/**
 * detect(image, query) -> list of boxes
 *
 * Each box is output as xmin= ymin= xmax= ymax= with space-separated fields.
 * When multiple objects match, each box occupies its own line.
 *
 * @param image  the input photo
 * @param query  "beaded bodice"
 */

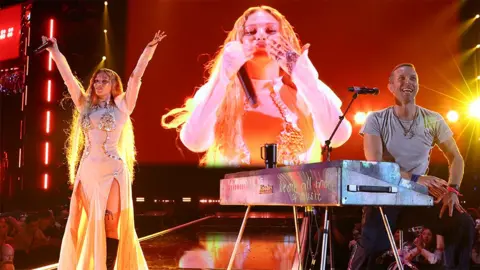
xmin=239 ymin=77 xmax=307 ymax=166
xmin=81 ymin=100 xmax=125 ymax=161
xmin=268 ymin=90 xmax=306 ymax=165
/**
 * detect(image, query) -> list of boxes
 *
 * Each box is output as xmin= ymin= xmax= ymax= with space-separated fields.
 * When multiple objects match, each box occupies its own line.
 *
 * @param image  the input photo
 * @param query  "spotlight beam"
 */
xmin=420 ymin=85 xmax=470 ymax=104
xmin=445 ymin=44 xmax=475 ymax=98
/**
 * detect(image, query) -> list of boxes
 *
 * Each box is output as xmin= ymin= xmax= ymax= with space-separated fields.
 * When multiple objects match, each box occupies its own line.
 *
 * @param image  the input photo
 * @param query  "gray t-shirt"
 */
xmin=359 ymin=106 xmax=453 ymax=175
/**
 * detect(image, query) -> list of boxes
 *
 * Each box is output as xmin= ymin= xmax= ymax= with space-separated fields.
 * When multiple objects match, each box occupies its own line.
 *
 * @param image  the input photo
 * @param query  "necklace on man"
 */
xmin=393 ymin=106 xmax=418 ymax=138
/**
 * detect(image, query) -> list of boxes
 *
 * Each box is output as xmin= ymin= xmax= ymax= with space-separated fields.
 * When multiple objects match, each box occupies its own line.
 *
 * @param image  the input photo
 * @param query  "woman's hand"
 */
xmin=147 ymin=30 xmax=167 ymax=47
xmin=413 ymin=237 xmax=424 ymax=251
xmin=222 ymin=41 xmax=253 ymax=79
xmin=41 ymin=36 xmax=59 ymax=53
xmin=267 ymin=35 xmax=310 ymax=75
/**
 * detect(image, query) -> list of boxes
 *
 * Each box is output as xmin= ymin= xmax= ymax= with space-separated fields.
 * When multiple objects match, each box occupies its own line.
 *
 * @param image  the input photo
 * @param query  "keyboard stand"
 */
xmin=226 ymin=205 xmax=304 ymax=270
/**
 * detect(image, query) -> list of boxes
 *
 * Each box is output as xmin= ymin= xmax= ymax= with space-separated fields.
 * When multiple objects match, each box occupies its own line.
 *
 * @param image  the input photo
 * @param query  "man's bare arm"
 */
xmin=438 ymin=137 xmax=464 ymax=187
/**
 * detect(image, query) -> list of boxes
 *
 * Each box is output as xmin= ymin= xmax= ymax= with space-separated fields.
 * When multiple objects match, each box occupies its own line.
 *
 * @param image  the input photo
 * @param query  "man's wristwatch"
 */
xmin=448 ymin=184 xmax=460 ymax=190
xmin=447 ymin=184 xmax=462 ymax=196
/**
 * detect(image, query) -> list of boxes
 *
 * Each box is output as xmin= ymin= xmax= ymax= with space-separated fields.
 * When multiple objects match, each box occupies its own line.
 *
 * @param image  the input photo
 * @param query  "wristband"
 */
xmin=411 ymin=174 xmax=420 ymax=183
xmin=447 ymin=186 xmax=462 ymax=196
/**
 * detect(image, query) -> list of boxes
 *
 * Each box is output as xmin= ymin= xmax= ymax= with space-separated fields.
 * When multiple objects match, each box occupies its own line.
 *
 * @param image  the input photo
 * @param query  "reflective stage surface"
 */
xmin=141 ymin=212 xmax=301 ymax=269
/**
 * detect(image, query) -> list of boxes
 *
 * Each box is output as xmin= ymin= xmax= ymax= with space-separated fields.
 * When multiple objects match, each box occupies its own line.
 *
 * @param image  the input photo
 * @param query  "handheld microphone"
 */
xmin=237 ymin=65 xmax=258 ymax=107
xmin=33 ymin=40 xmax=53 ymax=54
xmin=348 ymin=86 xmax=379 ymax=95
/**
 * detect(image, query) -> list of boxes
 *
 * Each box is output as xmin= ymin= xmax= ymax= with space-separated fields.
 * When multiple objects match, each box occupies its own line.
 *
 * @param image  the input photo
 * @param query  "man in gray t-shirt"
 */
xmin=360 ymin=105 xmax=453 ymax=177
xmin=348 ymin=63 xmax=474 ymax=270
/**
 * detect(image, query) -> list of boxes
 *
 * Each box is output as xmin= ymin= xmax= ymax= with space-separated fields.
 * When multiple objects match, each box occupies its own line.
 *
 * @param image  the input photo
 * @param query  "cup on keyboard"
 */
xmin=260 ymin=143 xmax=277 ymax=168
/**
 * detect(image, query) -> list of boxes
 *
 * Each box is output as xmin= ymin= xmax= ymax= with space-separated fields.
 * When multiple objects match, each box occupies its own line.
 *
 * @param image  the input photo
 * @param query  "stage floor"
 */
xmin=140 ymin=212 xmax=302 ymax=269
xmin=33 ymin=212 xmax=304 ymax=270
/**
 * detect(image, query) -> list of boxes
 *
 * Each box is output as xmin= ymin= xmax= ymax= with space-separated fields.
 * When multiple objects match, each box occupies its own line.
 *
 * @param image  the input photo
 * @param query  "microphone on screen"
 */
xmin=348 ymin=86 xmax=379 ymax=95
xmin=237 ymin=65 xmax=258 ymax=107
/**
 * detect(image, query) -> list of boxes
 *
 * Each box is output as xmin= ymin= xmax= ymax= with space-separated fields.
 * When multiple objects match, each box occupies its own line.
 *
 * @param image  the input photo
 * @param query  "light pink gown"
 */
xmin=58 ymin=47 xmax=154 ymax=269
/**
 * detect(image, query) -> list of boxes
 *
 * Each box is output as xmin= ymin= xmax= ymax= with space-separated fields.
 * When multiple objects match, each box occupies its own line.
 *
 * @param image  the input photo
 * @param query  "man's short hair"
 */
xmin=389 ymin=63 xmax=416 ymax=83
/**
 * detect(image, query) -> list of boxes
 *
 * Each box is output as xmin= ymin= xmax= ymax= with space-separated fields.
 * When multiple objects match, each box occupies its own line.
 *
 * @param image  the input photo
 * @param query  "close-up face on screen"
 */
xmin=125 ymin=1 xmax=465 ymax=167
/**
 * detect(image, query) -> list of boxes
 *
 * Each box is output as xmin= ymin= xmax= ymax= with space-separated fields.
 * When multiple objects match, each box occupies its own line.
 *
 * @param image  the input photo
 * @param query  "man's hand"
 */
xmin=437 ymin=191 xmax=466 ymax=218
xmin=417 ymin=175 xmax=447 ymax=199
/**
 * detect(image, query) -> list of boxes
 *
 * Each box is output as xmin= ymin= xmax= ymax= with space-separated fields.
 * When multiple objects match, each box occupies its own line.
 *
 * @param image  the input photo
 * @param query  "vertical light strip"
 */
xmin=49 ymin=19 xmax=54 ymax=38
xmin=48 ymin=19 xmax=54 ymax=71
xmin=43 ymin=173 xmax=49 ymax=190
xmin=47 ymin=80 xmax=51 ymax=102
xmin=19 ymin=120 xmax=23 ymax=139
xmin=21 ymin=91 xmax=25 ymax=111
xmin=45 ymin=142 xmax=49 ymax=165
xmin=26 ymin=55 xmax=29 ymax=75
xmin=18 ymin=148 xmax=22 ymax=168
xmin=44 ymin=18 xmax=55 ymax=190
xmin=24 ymin=85 xmax=28 ymax=106
xmin=46 ymin=111 xmax=50 ymax=133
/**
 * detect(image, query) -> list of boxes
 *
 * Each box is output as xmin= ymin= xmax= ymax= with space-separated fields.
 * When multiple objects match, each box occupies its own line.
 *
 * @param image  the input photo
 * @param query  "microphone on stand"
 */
xmin=33 ymin=40 xmax=53 ymax=54
xmin=237 ymin=65 xmax=258 ymax=107
xmin=348 ymin=86 xmax=380 ymax=95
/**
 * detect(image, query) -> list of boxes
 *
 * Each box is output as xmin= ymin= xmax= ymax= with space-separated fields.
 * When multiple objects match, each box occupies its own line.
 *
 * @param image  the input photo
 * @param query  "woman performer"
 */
xmin=45 ymin=30 xmax=166 ymax=269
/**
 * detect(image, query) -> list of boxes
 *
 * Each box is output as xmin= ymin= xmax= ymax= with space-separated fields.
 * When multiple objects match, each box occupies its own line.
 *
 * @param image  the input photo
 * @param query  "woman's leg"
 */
xmin=105 ymin=179 xmax=121 ymax=269
xmin=105 ymin=179 xmax=120 ymax=239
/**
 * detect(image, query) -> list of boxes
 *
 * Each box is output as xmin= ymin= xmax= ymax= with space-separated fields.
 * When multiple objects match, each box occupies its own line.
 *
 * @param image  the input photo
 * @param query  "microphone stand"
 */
xmin=322 ymin=92 xmax=358 ymax=162
xmin=318 ymin=92 xmax=358 ymax=270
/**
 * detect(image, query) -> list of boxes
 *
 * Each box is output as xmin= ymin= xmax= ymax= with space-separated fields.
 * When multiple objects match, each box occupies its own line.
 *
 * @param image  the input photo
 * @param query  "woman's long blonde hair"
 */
xmin=66 ymin=68 xmax=136 ymax=184
xmin=161 ymin=6 xmax=301 ymax=165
